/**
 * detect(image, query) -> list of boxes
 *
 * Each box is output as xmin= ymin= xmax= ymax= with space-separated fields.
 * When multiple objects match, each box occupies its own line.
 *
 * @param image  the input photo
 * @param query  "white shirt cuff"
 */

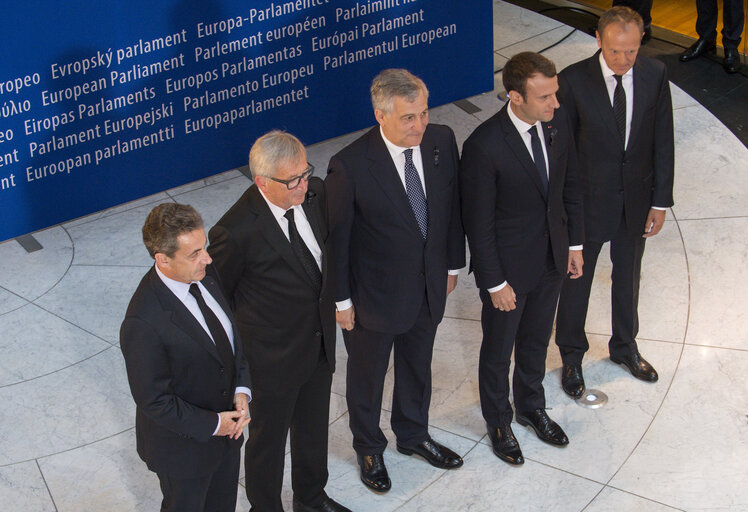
xmin=569 ymin=245 xmax=583 ymax=251
xmin=487 ymin=281 xmax=508 ymax=293
xmin=651 ymin=206 xmax=667 ymax=211
xmin=448 ymin=269 xmax=461 ymax=275
xmin=336 ymin=299 xmax=353 ymax=311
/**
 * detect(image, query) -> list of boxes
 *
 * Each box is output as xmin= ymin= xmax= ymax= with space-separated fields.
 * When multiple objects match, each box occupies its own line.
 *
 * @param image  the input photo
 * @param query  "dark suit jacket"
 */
xmin=120 ymin=265 xmax=251 ymax=479
xmin=460 ymin=104 xmax=584 ymax=294
xmin=207 ymin=177 xmax=336 ymax=392
xmin=325 ymin=124 xmax=465 ymax=334
xmin=558 ymin=52 xmax=674 ymax=241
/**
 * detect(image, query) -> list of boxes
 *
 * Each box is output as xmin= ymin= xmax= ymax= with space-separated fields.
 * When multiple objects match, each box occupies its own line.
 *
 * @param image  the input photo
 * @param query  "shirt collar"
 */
xmin=507 ymin=101 xmax=542 ymax=136
xmin=379 ymin=125 xmax=420 ymax=160
xmin=155 ymin=261 xmax=193 ymax=302
xmin=257 ymin=186 xmax=305 ymax=224
xmin=598 ymin=52 xmax=634 ymax=79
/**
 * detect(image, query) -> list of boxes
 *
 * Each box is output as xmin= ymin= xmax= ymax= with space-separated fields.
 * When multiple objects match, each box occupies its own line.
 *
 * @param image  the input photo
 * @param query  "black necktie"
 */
xmin=613 ymin=74 xmax=627 ymax=145
xmin=189 ymin=283 xmax=235 ymax=383
xmin=528 ymin=125 xmax=549 ymax=196
xmin=284 ymin=208 xmax=322 ymax=293
xmin=403 ymin=148 xmax=428 ymax=239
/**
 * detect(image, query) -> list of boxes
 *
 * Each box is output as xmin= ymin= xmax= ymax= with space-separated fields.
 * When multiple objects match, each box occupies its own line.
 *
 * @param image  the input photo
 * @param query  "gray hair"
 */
xmin=142 ymin=203 xmax=203 ymax=258
xmin=249 ymin=130 xmax=306 ymax=179
xmin=370 ymin=68 xmax=429 ymax=114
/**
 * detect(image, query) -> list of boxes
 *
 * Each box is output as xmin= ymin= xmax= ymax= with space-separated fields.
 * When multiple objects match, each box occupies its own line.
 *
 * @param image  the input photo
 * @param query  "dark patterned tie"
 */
xmin=613 ymin=74 xmax=627 ymax=145
xmin=188 ymin=283 xmax=235 ymax=383
xmin=403 ymin=148 xmax=428 ymax=239
xmin=528 ymin=125 xmax=549 ymax=196
xmin=284 ymin=208 xmax=322 ymax=293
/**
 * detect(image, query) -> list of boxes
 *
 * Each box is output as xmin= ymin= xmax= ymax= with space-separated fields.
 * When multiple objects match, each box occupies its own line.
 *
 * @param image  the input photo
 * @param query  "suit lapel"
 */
xmin=365 ymin=128 xmax=423 ymax=238
xmin=301 ymin=192 xmax=328 ymax=288
xmin=248 ymin=185 xmax=318 ymax=289
xmin=149 ymin=269 xmax=224 ymax=366
xmin=543 ymin=120 xmax=560 ymax=194
xmin=499 ymin=107 xmax=547 ymax=200
xmin=420 ymin=128 xmax=437 ymax=240
xmin=587 ymin=54 xmax=621 ymax=144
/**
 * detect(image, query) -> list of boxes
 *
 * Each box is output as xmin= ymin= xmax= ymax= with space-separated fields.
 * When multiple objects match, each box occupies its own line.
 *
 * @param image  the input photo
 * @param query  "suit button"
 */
xmin=315 ymin=331 xmax=322 ymax=337
xmin=222 ymin=390 xmax=228 ymax=397
xmin=219 ymin=367 xmax=225 ymax=373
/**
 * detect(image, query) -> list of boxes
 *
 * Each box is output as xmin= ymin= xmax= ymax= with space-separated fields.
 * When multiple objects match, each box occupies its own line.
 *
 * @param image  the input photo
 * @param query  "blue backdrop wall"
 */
xmin=0 ymin=0 xmax=492 ymax=241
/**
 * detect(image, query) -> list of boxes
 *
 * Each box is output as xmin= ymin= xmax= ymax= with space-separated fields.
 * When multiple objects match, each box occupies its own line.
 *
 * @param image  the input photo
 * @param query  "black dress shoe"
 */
xmin=396 ymin=437 xmax=463 ymax=469
xmin=680 ymin=38 xmax=716 ymax=62
xmin=486 ymin=424 xmax=524 ymax=465
xmin=292 ymin=497 xmax=352 ymax=512
xmin=356 ymin=453 xmax=391 ymax=492
xmin=610 ymin=351 xmax=658 ymax=382
xmin=516 ymin=409 xmax=569 ymax=446
xmin=723 ymin=47 xmax=740 ymax=73
xmin=561 ymin=363 xmax=585 ymax=399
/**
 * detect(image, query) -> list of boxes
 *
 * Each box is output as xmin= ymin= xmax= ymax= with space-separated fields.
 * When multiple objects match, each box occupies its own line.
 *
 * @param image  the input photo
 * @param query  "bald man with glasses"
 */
xmin=209 ymin=131 xmax=349 ymax=512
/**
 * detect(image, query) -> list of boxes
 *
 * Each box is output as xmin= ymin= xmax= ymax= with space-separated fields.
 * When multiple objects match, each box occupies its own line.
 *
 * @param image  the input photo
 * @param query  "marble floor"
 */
xmin=1 ymin=2 xmax=747 ymax=511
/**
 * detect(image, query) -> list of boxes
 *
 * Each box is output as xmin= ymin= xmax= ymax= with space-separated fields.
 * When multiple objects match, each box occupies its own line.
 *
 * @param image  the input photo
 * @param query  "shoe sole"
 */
xmin=396 ymin=445 xmax=464 ymax=469
xmin=515 ymin=416 xmax=569 ymax=447
xmin=359 ymin=475 xmax=391 ymax=493
xmin=491 ymin=447 xmax=524 ymax=465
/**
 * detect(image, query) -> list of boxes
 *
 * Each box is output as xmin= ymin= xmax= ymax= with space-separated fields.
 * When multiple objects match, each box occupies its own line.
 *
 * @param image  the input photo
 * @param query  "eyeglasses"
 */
xmin=267 ymin=163 xmax=315 ymax=190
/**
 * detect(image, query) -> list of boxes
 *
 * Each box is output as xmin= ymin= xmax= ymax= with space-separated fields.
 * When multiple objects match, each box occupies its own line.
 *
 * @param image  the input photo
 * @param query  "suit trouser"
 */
xmin=245 ymin=347 xmax=332 ymax=512
xmin=478 ymin=251 xmax=562 ymax=428
xmin=344 ymin=293 xmax=437 ymax=455
xmin=157 ymin=438 xmax=240 ymax=512
xmin=555 ymin=214 xmax=646 ymax=366
xmin=696 ymin=0 xmax=745 ymax=48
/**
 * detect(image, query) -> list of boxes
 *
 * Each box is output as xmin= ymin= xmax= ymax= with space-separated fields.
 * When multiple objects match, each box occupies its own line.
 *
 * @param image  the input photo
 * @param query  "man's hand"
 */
xmin=232 ymin=392 xmax=251 ymax=434
xmin=567 ymin=250 xmax=583 ymax=279
xmin=336 ymin=306 xmax=355 ymax=331
xmin=216 ymin=410 xmax=244 ymax=438
xmin=446 ymin=274 xmax=458 ymax=296
xmin=489 ymin=284 xmax=517 ymax=312
xmin=643 ymin=208 xmax=666 ymax=238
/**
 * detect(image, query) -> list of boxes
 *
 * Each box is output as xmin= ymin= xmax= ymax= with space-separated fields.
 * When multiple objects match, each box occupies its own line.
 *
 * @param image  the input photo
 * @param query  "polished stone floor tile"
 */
xmin=170 ymin=175 xmax=251 ymax=231
xmin=66 ymin=203 xmax=159 ymax=267
xmin=0 ymin=461 xmax=55 ymax=512
xmin=62 ymin=191 xmax=170 ymax=229
xmin=520 ymin=336 xmax=683 ymax=483
xmin=38 ymin=430 xmax=161 ymax=512
xmin=493 ymin=0 xmax=563 ymax=51
xmin=585 ymin=487 xmax=681 ymax=512
xmin=0 ymin=303 xmax=110 ymax=387
xmin=0 ymin=347 xmax=133 ymax=465
xmin=399 ymin=441 xmax=602 ymax=512
xmin=0 ymin=287 xmax=28 ymax=316
xmin=610 ymin=345 xmax=748 ymax=510
xmin=34 ymin=265 xmax=146 ymax=344
xmin=680 ymin=217 xmax=748 ymax=350
xmin=0 ymin=226 xmax=72 ymax=301
xmin=671 ymin=106 xmax=748 ymax=220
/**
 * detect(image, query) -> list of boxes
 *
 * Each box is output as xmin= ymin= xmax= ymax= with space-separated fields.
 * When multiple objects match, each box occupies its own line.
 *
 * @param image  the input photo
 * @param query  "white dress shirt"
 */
xmin=257 ymin=187 xmax=323 ymax=270
xmin=155 ymin=263 xmax=251 ymax=434
xmin=335 ymin=128 xmax=462 ymax=312
xmin=487 ymin=104 xmax=582 ymax=293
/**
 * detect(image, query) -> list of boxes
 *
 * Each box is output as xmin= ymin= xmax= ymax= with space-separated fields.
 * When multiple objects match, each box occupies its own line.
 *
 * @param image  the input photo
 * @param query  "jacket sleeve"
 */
xmin=325 ymin=155 xmax=355 ymax=303
xmin=445 ymin=128 xmax=467 ymax=270
xmin=651 ymin=62 xmax=675 ymax=208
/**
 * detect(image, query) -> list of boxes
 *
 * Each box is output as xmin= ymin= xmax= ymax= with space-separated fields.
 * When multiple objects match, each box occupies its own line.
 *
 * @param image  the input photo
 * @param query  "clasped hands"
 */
xmin=215 ymin=392 xmax=250 ymax=439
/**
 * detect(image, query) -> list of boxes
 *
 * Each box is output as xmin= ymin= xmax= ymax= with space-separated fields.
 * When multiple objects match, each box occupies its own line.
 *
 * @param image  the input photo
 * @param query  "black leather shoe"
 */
xmin=486 ymin=424 xmax=524 ymax=465
xmin=680 ymin=38 xmax=716 ymax=62
xmin=516 ymin=409 xmax=569 ymax=446
xmin=397 ymin=437 xmax=463 ymax=469
xmin=292 ymin=497 xmax=352 ymax=512
xmin=356 ymin=453 xmax=391 ymax=492
xmin=723 ymin=47 xmax=740 ymax=73
xmin=561 ymin=364 xmax=585 ymax=399
xmin=610 ymin=351 xmax=658 ymax=382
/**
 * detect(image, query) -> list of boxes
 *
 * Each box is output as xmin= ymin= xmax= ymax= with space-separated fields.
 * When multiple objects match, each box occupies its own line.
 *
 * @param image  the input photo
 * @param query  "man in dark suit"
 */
xmin=120 ymin=203 xmax=252 ymax=512
xmin=555 ymin=6 xmax=674 ymax=399
xmin=208 ymin=131 xmax=349 ymax=512
xmin=679 ymin=0 xmax=744 ymax=73
xmin=325 ymin=68 xmax=465 ymax=492
xmin=461 ymin=52 xmax=584 ymax=465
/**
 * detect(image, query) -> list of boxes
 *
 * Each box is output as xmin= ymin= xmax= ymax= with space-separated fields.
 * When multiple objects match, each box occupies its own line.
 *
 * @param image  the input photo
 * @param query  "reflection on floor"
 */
xmin=1 ymin=2 xmax=747 ymax=511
